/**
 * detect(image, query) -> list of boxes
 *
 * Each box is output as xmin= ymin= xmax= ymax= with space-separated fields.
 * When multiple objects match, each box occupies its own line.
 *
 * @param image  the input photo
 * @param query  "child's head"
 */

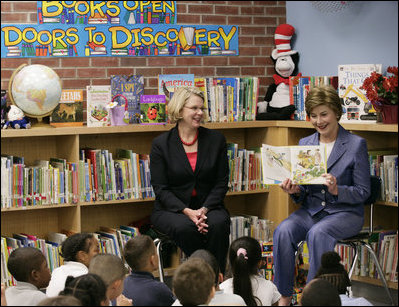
xmin=123 ymin=235 xmax=157 ymax=272
xmin=227 ymin=236 xmax=262 ymax=306
xmin=89 ymin=254 xmax=128 ymax=301
xmin=59 ymin=273 xmax=108 ymax=306
xmin=7 ymin=247 xmax=51 ymax=289
xmin=315 ymin=251 xmax=351 ymax=295
xmin=172 ymin=258 xmax=215 ymax=306
xmin=37 ymin=295 xmax=82 ymax=306
xmin=190 ymin=249 xmax=221 ymax=287
xmin=60 ymin=233 xmax=99 ymax=267
xmin=300 ymin=278 xmax=341 ymax=306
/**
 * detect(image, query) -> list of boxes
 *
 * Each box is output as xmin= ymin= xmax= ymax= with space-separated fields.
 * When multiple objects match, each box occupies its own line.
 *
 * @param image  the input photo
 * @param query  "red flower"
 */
xmin=360 ymin=66 xmax=398 ymax=110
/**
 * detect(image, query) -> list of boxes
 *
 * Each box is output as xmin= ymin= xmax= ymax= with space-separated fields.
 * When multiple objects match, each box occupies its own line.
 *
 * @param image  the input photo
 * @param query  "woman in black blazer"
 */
xmin=150 ymin=87 xmax=230 ymax=273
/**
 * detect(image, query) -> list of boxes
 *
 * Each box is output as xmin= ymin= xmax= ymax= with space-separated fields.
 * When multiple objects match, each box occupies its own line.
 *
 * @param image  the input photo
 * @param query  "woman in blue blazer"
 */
xmin=150 ymin=87 xmax=230 ymax=273
xmin=273 ymin=86 xmax=371 ymax=305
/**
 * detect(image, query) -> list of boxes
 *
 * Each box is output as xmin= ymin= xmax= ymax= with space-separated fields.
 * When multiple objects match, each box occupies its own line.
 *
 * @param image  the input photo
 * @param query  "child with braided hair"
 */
xmin=46 ymin=233 xmax=99 ymax=297
xmin=219 ymin=236 xmax=281 ymax=306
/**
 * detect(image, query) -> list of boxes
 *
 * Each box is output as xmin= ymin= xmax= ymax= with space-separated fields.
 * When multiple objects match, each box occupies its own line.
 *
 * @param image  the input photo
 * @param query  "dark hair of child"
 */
xmin=228 ymin=236 xmax=262 ymax=306
xmin=123 ymin=235 xmax=154 ymax=271
xmin=172 ymin=258 xmax=215 ymax=306
xmin=315 ymin=251 xmax=351 ymax=295
xmin=60 ymin=233 xmax=94 ymax=262
xmin=7 ymin=247 xmax=46 ymax=282
xmin=300 ymin=278 xmax=341 ymax=306
xmin=190 ymin=249 xmax=219 ymax=286
xmin=37 ymin=295 xmax=82 ymax=306
xmin=59 ymin=273 xmax=107 ymax=306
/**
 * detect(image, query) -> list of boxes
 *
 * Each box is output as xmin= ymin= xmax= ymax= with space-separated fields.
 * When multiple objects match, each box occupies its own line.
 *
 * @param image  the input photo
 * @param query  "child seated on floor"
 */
xmin=46 ymin=233 xmax=99 ymax=297
xmin=315 ymin=251 xmax=373 ymax=306
xmin=220 ymin=236 xmax=281 ymax=306
xmin=300 ymin=278 xmax=341 ymax=306
xmin=5 ymin=247 xmax=51 ymax=306
xmin=89 ymin=254 xmax=132 ymax=306
xmin=59 ymin=273 xmax=108 ymax=306
xmin=122 ymin=235 xmax=176 ymax=306
xmin=37 ymin=295 xmax=82 ymax=306
xmin=172 ymin=257 xmax=216 ymax=306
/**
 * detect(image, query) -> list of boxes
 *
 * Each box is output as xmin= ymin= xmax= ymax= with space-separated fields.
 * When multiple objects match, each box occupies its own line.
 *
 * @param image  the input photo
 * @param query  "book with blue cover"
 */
xmin=111 ymin=75 xmax=144 ymax=124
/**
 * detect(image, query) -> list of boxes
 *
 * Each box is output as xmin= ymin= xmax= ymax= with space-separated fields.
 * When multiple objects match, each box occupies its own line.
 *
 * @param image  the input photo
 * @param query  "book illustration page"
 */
xmin=290 ymin=146 xmax=327 ymax=184
xmin=261 ymin=145 xmax=291 ymax=184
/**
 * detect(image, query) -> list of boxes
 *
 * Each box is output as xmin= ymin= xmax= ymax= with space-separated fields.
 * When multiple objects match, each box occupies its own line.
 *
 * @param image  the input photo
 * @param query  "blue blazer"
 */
xmin=292 ymin=125 xmax=371 ymax=216
xmin=150 ymin=125 xmax=229 ymax=213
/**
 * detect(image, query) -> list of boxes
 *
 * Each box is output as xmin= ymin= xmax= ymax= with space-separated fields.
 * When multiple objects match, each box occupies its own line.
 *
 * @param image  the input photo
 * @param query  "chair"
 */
xmin=295 ymin=176 xmax=395 ymax=306
xmin=153 ymin=229 xmax=177 ymax=283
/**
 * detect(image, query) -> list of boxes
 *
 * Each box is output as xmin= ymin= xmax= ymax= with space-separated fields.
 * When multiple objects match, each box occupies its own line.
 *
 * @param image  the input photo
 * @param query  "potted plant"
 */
xmin=360 ymin=66 xmax=398 ymax=124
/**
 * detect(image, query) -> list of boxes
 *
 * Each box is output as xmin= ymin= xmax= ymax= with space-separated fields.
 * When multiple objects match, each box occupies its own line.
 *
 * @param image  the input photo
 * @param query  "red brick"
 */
xmin=253 ymin=17 xmax=277 ymax=25
xmin=135 ymin=67 xmax=163 ymax=77
xmin=190 ymin=67 xmax=215 ymax=77
xmin=254 ymin=57 xmax=269 ymax=66
xmin=148 ymin=77 xmax=159 ymax=87
xmin=203 ymin=57 xmax=228 ymax=66
xmin=229 ymin=57 xmax=253 ymax=66
xmin=215 ymin=6 xmax=239 ymax=15
xmin=266 ymin=7 xmax=286 ymax=15
xmin=2 ymin=13 xmax=29 ymax=23
xmin=176 ymin=57 xmax=202 ymax=66
xmin=163 ymin=67 xmax=189 ymax=74
xmin=241 ymin=26 xmax=266 ymax=36
xmin=1 ymin=2 xmax=12 ymax=12
xmin=254 ymin=36 xmax=274 ymax=46
xmin=148 ymin=57 xmax=175 ymax=67
xmin=54 ymin=68 xmax=76 ymax=79
xmin=239 ymin=46 xmax=261 ymax=56
xmin=228 ymin=16 xmax=252 ymax=25
xmin=188 ymin=5 xmax=214 ymax=14
xmin=107 ymin=68 xmax=135 ymax=76
xmin=120 ymin=58 xmax=147 ymax=67
xmin=176 ymin=14 xmax=201 ymax=24
xmin=30 ymin=58 xmax=60 ymax=67
xmin=77 ymin=68 xmax=106 ymax=78
xmin=216 ymin=67 xmax=240 ymax=76
xmin=92 ymin=79 xmax=111 ymax=85
xmin=62 ymin=79 xmax=90 ymax=89
xmin=61 ymin=58 xmax=91 ymax=67
xmin=92 ymin=57 xmax=119 ymax=67
xmin=241 ymin=66 xmax=265 ymax=76
xmin=177 ymin=2 xmax=187 ymax=13
xmin=239 ymin=37 xmax=254 ymax=45
xmin=1 ymin=69 xmax=13 ymax=80
xmin=1 ymin=58 xmax=30 ymax=69
xmin=241 ymin=7 xmax=266 ymax=15
xmin=14 ymin=2 xmax=37 ymax=11
xmin=202 ymin=15 xmax=227 ymax=25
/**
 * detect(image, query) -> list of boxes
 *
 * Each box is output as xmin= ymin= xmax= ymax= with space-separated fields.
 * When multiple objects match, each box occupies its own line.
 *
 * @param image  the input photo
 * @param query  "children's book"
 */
xmin=338 ymin=64 xmax=382 ymax=123
xmin=261 ymin=144 xmax=327 ymax=185
xmin=140 ymin=95 xmax=167 ymax=125
xmin=158 ymin=74 xmax=195 ymax=101
xmin=110 ymin=75 xmax=144 ymax=124
xmin=86 ymin=85 xmax=111 ymax=127
xmin=50 ymin=89 xmax=84 ymax=127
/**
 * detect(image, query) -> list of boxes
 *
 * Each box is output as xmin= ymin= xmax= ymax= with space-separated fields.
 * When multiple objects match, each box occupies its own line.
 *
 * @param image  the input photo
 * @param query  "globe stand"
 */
xmin=30 ymin=116 xmax=54 ymax=129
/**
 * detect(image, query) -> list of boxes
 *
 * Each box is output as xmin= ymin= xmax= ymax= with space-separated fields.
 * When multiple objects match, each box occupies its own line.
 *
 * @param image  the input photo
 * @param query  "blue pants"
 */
xmin=273 ymin=208 xmax=364 ymax=297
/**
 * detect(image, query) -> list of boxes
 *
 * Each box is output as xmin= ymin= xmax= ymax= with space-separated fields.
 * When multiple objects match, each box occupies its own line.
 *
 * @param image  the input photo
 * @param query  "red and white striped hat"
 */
xmin=271 ymin=24 xmax=298 ymax=60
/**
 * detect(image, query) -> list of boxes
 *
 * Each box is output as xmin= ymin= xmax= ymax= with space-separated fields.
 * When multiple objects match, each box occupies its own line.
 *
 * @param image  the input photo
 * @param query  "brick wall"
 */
xmin=1 ymin=1 xmax=286 ymax=102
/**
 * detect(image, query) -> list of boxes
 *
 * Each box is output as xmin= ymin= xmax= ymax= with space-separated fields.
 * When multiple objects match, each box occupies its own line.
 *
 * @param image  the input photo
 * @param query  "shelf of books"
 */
xmin=1 ymin=120 xmax=397 ymax=288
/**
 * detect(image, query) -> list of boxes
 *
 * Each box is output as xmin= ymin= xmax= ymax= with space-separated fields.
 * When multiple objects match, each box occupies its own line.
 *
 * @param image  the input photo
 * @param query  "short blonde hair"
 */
xmin=167 ymin=87 xmax=208 ymax=123
xmin=305 ymin=85 xmax=343 ymax=120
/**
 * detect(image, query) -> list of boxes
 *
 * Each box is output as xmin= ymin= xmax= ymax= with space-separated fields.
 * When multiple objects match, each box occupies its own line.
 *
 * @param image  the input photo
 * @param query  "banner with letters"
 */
xmin=37 ymin=1 xmax=177 ymax=25
xmin=1 ymin=24 xmax=239 ymax=58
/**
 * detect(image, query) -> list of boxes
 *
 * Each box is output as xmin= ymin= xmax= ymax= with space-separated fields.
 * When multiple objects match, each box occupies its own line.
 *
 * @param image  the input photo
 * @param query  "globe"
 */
xmin=8 ymin=64 xmax=62 ymax=127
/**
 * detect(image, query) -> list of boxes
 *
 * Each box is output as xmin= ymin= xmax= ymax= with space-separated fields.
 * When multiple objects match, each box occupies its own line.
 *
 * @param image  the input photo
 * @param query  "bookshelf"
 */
xmin=1 ymin=121 xmax=397 ymax=287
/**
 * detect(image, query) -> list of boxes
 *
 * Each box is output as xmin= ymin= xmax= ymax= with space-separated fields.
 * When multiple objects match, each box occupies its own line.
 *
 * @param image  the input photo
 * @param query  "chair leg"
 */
xmin=154 ymin=238 xmax=165 ymax=283
xmin=363 ymin=242 xmax=395 ymax=306
xmin=295 ymin=240 xmax=305 ymax=265
xmin=347 ymin=242 xmax=358 ymax=279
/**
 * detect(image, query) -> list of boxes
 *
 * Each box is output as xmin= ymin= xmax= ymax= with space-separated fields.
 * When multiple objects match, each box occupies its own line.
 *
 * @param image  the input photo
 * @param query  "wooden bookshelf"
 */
xmin=1 ymin=120 xmax=397 ymax=287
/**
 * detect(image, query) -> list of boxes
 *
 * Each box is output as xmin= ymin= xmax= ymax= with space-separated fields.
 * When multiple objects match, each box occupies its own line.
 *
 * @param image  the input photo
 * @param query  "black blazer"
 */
xmin=150 ymin=125 xmax=229 ymax=213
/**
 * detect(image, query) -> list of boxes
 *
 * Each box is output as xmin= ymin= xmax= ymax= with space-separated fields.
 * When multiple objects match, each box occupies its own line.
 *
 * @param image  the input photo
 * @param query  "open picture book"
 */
xmin=261 ymin=144 xmax=327 ymax=185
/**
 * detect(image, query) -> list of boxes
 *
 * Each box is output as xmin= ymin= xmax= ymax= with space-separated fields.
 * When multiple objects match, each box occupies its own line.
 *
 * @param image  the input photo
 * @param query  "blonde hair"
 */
xmin=167 ymin=87 xmax=208 ymax=123
xmin=89 ymin=254 xmax=128 ymax=287
xmin=305 ymin=85 xmax=343 ymax=120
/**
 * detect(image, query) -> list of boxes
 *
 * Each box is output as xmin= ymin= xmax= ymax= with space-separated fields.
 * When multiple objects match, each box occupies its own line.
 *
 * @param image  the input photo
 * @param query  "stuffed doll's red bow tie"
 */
xmin=273 ymin=73 xmax=302 ymax=85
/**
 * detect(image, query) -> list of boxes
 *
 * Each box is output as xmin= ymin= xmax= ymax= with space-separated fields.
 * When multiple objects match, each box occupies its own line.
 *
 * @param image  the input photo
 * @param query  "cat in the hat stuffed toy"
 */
xmin=256 ymin=24 xmax=300 ymax=120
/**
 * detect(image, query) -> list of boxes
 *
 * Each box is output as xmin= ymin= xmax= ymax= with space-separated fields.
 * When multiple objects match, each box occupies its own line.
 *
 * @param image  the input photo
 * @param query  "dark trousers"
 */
xmin=151 ymin=207 xmax=231 ymax=274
